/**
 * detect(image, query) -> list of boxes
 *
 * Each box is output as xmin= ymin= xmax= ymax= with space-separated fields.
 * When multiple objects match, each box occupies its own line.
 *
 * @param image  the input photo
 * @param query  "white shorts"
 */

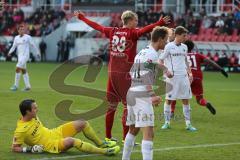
xmin=165 ymin=74 xmax=192 ymax=100
xmin=126 ymin=92 xmax=154 ymax=128
xmin=16 ymin=57 xmax=28 ymax=69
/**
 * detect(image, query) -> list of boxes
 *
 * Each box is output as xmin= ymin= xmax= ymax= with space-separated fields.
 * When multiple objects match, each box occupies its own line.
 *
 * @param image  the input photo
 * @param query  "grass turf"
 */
xmin=0 ymin=62 xmax=240 ymax=160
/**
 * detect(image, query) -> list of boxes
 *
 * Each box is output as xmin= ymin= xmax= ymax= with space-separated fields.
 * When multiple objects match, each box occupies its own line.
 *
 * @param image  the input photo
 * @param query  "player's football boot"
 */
xmin=105 ymin=145 xmax=120 ymax=156
xmin=10 ymin=85 xmax=18 ymax=91
xmin=100 ymin=139 xmax=117 ymax=148
xmin=186 ymin=124 xmax=197 ymax=131
xmin=122 ymin=140 xmax=140 ymax=146
xmin=22 ymin=87 xmax=31 ymax=91
xmin=105 ymin=137 xmax=118 ymax=142
xmin=161 ymin=123 xmax=170 ymax=129
xmin=206 ymin=102 xmax=216 ymax=115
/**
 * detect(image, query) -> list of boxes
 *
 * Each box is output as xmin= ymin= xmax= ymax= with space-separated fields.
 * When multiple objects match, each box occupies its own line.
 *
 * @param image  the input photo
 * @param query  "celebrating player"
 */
xmin=8 ymin=24 xmax=40 ymax=91
xmin=122 ymin=26 xmax=171 ymax=160
xmin=159 ymin=26 xmax=197 ymax=131
xmin=74 ymin=10 xmax=170 ymax=142
xmin=12 ymin=99 xmax=120 ymax=155
xmin=170 ymin=40 xmax=228 ymax=116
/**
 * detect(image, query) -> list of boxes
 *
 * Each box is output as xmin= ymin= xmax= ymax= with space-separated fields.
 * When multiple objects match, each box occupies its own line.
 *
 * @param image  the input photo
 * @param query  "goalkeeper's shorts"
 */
xmin=43 ymin=121 xmax=77 ymax=153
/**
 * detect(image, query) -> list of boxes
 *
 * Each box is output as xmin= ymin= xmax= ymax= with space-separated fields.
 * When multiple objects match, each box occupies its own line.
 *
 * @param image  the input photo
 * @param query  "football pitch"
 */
xmin=0 ymin=62 xmax=240 ymax=160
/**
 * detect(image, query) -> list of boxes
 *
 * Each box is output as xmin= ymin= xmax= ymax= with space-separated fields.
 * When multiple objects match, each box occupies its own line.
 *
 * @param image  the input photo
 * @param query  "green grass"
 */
xmin=0 ymin=62 xmax=240 ymax=160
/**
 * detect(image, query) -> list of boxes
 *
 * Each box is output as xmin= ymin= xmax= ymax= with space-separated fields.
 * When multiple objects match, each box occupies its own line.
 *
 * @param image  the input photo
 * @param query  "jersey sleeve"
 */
xmin=78 ymin=15 xmax=113 ymax=37
xmin=197 ymin=53 xmax=207 ymax=63
xmin=28 ymin=36 xmax=40 ymax=55
xmin=103 ymin=27 xmax=114 ymax=38
xmin=13 ymin=131 xmax=25 ymax=145
xmin=135 ymin=19 xmax=165 ymax=37
xmin=159 ymin=44 xmax=170 ymax=60
xmin=9 ymin=37 xmax=17 ymax=54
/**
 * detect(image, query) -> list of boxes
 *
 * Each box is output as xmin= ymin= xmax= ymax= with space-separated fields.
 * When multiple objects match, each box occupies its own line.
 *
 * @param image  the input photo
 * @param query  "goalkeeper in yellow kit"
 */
xmin=12 ymin=99 xmax=120 ymax=155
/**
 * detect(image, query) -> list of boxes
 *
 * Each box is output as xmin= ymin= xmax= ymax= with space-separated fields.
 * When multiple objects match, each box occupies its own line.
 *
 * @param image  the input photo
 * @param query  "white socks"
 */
xmin=23 ymin=73 xmax=31 ymax=88
xmin=14 ymin=73 xmax=21 ymax=87
xmin=142 ymin=140 xmax=153 ymax=160
xmin=164 ymin=102 xmax=171 ymax=124
xmin=183 ymin=104 xmax=191 ymax=126
xmin=122 ymin=133 xmax=135 ymax=160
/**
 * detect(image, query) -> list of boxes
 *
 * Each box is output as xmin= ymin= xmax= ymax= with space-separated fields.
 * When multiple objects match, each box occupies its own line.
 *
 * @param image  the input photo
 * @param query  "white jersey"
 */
xmin=159 ymin=41 xmax=188 ymax=75
xmin=9 ymin=34 xmax=39 ymax=59
xmin=130 ymin=45 xmax=159 ymax=91
xmin=127 ymin=45 xmax=158 ymax=128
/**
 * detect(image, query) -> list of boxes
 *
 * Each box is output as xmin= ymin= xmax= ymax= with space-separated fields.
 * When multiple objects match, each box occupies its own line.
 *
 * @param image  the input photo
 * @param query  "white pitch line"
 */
xmin=31 ymin=142 xmax=240 ymax=160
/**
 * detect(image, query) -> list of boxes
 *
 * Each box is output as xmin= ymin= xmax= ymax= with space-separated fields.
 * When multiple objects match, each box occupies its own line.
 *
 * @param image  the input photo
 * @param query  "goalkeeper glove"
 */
xmin=31 ymin=145 xmax=44 ymax=153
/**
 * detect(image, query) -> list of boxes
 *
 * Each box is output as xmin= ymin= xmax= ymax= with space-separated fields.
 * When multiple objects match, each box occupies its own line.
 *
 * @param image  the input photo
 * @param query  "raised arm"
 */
xmin=137 ymin=16 xmax=170 ymax=37
xmin=204 ymin=57 xmax=228 ymax=78
xmin=74 ymin=11 xmax=112 ymax=35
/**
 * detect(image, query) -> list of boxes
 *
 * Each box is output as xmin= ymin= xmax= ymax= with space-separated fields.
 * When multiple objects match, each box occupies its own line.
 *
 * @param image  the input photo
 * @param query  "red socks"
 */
xmin=105 ymin=107 xmax=116 ymax=138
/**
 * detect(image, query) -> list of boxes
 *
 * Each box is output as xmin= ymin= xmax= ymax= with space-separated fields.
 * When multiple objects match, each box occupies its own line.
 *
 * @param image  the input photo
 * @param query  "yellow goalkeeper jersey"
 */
xmin=13 ymin=117 xmax=62 ymax=153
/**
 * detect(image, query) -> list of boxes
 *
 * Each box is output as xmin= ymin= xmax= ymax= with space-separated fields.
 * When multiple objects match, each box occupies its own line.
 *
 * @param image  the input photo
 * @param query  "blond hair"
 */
xmin=121 ymin=10 xmax=137 ymax=25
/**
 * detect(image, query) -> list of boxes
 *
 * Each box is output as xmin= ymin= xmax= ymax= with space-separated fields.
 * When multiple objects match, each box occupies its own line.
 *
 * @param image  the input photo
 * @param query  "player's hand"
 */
xmin=159 ymin=15 xmax=171 ymax=25
xmin=188 ymin=73 xmax=193 ymax=84
xmin=165 ymin=70 xmax=173 ymax=78
xmin=31 ymin=145 xmax=44 ymax=153
xmin=74 ymin=10 xmax=85 ymax=19
xmin=151 ymin=96 xmax=162 ymax=106
xmin=7 ymin=52 xmax=11 ymax=57
xmin=221 ymin=69 xmax=228 ymax=78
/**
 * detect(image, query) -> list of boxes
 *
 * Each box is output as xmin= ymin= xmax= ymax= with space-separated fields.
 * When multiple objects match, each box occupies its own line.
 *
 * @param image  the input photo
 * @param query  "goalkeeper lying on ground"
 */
xmin=12 ymin=99 xmax=120 ymax=155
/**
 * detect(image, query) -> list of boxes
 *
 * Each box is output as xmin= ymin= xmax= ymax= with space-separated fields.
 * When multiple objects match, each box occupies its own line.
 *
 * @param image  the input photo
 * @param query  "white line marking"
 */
xmin=31 ymin=142 xmax=240 ymax=160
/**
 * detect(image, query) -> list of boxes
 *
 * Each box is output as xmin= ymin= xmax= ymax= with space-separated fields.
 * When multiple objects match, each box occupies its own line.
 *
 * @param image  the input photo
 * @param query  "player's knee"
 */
xmin=151 ymin=132 xmax=154 ymax=139
xmin=195 ymin=96 xmax=202 ymax=104
xmin=143 ymin=131 xmax=154 ymax=141
xmin=64 ymin=137 xmax=75 ymax=148
xmin=16 ymin=68 xmax=21 ymax=73
xmin=166 ymin=100 xmax=172 ymax=105
xmin=196 ymin=99 xmax=201 ymax=105
xmin=74 ymin=120 xmax=87 ymax=132
xmin=22 ymin=69 xmax=26 ymax=74
xmin=129 ymin=126 xmax=139 ymax=136
xmin=182 ymin=99 xmax=189 ymax=105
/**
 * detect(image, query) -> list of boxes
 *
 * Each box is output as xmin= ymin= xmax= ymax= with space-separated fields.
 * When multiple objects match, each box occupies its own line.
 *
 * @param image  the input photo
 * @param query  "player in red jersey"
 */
xmin=74 ymin=10 xmax=170 ymax=142
xmin=170 ymin=40 xmax=228 ymax=116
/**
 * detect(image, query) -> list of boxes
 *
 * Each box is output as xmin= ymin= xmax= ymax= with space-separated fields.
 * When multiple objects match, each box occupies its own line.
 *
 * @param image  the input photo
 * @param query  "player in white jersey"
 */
xmin=159 ymin=26 xmax=197 ymax=131
xmin=122 ymin=26 xmax=172 ymax=160
xmin=8 ymin=24 xmax=40 ymax=91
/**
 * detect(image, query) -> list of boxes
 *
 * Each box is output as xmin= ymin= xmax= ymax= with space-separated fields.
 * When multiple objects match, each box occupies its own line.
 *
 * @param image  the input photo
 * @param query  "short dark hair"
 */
xmin=184 ymin=40 xmax=195 ymax=52
xmin=18 ymin=24 xmax=25 ymax=30
xmin=151 ymin=26 xmax=169 ymax=42
xmin=175 ymin=26 xmax=188 ymax=35
xmin=19 ymin=99 xmax=35 ymax=116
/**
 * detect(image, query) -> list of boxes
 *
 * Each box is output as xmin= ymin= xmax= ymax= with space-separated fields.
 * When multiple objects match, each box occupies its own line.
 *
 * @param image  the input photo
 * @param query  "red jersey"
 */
xmin=187 ymin=52 xmax=207 ymax=80
xmin=78 ymin=15 xmax=165 ymax=73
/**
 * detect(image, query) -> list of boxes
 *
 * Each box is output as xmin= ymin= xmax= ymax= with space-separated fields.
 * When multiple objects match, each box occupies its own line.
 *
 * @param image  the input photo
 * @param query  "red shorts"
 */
xmin=191 ymin=78 xmax=203 ymax=96
xmin=106 ymin=73 xmax=131 ymax=105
